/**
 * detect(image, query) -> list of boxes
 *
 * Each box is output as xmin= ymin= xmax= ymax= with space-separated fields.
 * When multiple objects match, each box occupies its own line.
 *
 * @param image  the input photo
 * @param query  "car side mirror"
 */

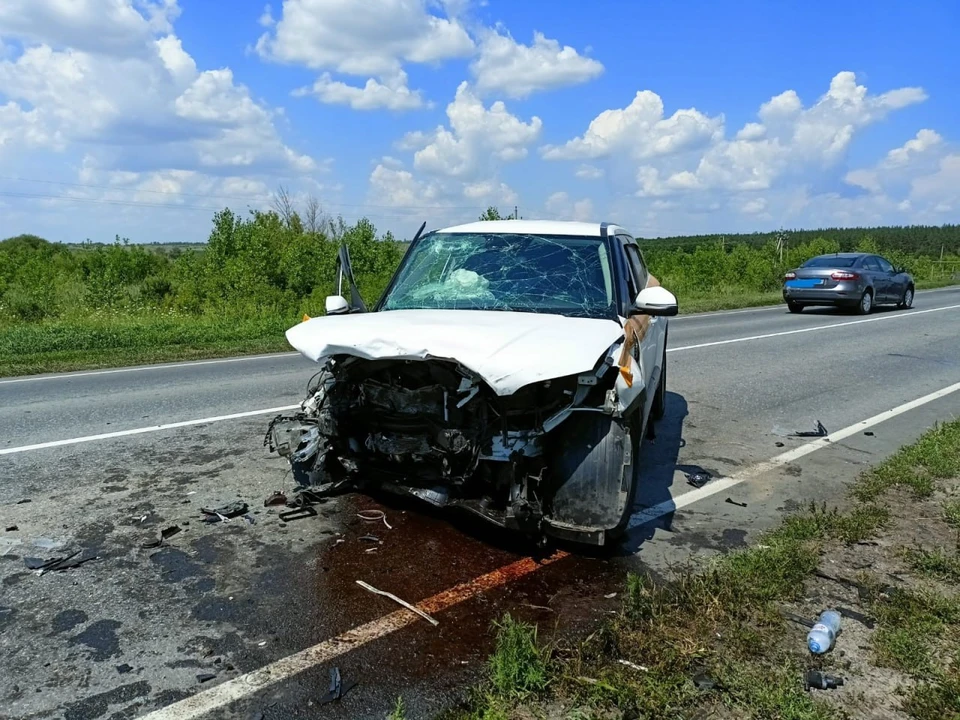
xmin=325 ymin=295 xmax=349 ymax=315
xmin=631 ymin=286 xmax=679 ymax=317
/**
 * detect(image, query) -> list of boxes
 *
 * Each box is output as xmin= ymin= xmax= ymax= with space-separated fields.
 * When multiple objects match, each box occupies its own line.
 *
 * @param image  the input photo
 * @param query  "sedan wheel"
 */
xmin=899 ymin=286 xmax=914 ymax=309
xmin=857 ymin=289 xmax=873 ymax=315
xmin=787 ymin=302 xmax=803 ymax=314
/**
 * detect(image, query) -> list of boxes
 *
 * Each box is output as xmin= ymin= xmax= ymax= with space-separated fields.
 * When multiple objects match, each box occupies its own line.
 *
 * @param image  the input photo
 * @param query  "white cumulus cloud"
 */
xmin=471 ymin=29 xmax=603 ymax=99
xmin=294 ymin=70 xmax=427 ymax=110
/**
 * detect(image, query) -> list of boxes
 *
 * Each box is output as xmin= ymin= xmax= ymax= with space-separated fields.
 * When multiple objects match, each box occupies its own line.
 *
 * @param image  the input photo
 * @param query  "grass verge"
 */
xmin=1 ymin=281 xmax=957 ymax=377
xmin=443 ymin=419 xmax=960 ymax=720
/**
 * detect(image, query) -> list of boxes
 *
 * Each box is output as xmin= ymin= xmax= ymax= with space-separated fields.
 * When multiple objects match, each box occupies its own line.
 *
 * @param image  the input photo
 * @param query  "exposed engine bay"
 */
xmin=265 ymin=349 xmax=637 ymax=545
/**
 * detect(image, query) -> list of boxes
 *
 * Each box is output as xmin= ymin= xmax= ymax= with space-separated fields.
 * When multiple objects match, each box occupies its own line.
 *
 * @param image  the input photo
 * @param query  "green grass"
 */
xmin=906 ymin=547 xmax=960 ymax=583
xmin=869 ymin=586 xmax=960 ymax=676
xmin=944 ymin=499 xmax=960 ymax=527
xmin=387 ymin=696 xmax=408 ymax=720
xmin=0 ymin=312 xmax=293 ymax=376
xmin=854 ymin=420 xmax=960 ymax=502
xmin=902 ymin=664 xmax=960 ymax=720
xmin=487 ymin=614 xmax=550 ymax=699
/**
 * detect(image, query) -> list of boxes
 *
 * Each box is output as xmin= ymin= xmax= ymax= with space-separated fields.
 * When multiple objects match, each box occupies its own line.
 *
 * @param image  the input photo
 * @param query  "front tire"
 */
xmin=899 ymin=286 xmax=914 ymax=309
xmin=787 ymin=302 xmax=803 ymax=314
xmin=856 ymin=289 xmax=874 ymax=315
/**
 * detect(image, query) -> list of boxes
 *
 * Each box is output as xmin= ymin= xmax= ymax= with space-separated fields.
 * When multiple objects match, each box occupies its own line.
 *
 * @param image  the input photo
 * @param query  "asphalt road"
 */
xmin=1 ymin=287 xmax=959 ymax=720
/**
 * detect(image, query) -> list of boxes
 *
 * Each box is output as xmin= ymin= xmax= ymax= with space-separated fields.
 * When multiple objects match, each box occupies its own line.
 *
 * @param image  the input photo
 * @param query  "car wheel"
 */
xmin=787 ymin=302 xmax=803 ymax=314
xmin=856 ymin=289 xmax=873 ymax=315
xmin=899 ymin=286 xmax=914 ymax=309
xmin=651 ymin=345 xmax=667 ymax=421
xmin=548 ymin=412 xmax=642 ymax=544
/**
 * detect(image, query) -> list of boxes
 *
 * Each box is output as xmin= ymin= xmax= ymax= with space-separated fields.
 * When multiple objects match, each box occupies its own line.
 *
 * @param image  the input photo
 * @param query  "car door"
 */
xmin=875 ymin=255 xmax=902 ymax=300
xmin=616 ymin=234 xmax=663 ymax=421
xmin=860 ymin=256 xmax=886 ymax=301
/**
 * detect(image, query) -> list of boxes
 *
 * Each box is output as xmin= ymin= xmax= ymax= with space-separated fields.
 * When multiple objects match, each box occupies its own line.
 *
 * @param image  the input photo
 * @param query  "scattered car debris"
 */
xmin=804 ymin=669 xmax=844 ymax=691
xmin=356 ymin=580 xmax=439 ymax=626
xmin=359 ymin=534 xmax=380 ymax=544
xmin=196 ymin=673 xmax=217 ymax=683
xmin=264 ymin=491 xmax=288 ymax=507
xmin=357 ymin=510 xmax=393 ymax=529
xmin=319 ymin=667 xmax=357 ymax=704
xmin=5 ymin=525 xmax=17 ymax=532
xmin=201 ymin=502 xmax=249 ymax=523
xmin=278 ymin=506 xmax=317 ymax=523
xmin=864 ymin=431 xmax=875 ymax=437
xmin=364 ymin=547 xmax=378 ymax=554
xmin=617 ymin=659 xmax=648 ymax=672
xmin=141 ymin=525 xmax=183 ymax=549
xmin=686 ymin=471 xmax=712 ymax=489
xmin=780 ymin=610 xmax=815 ymax=629
xmin=15 ymin=499 xmax=31 ymax=504
xmin=837 ymin=606 xmax=876 ymax=629
xmin=243 ymin=515 xmax=256 ymax=525
xmin=692 ymin=672 xmax=720 ymax=691
xmin=725 ymin=498 xmax=747 ymax=507
xmin=792 ymin=420 xmax=828 ymax=438
xmin=604 ymin=592 xmax=618 ymax=599
xmin=116 ymin=664 xmax=133 ymax=674
xmin=24 ymin=550 xmax=97 ymax=575
xmin=775 ymin=441 xmax=785 ymax=448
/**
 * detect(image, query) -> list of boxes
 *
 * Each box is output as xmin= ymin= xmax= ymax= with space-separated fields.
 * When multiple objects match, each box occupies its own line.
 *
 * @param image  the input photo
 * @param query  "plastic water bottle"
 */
xmin=807 ymin=610 xmax=841 ymax=654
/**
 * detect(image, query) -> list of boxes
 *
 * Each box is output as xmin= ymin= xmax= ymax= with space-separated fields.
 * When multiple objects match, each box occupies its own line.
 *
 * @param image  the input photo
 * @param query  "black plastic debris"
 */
xmin=864 ymin=431 xmax=875 ymax=437
xmin=24 ymin=550 xmax=97 ymax=574
xmin=5 ymin=525 xmax=17 ymax=532
xmin=142 ymin=525 xmax=182 ymax=549
xmin=197 ymin=673 xmax=217 ymax=683
xmin=15 ymin=499 xmax=31 ymax=505
xmin=792 ymin=421 xmax=828 ymax=438
xmin=775 ymin=441 xmax=785 ymax=448
xmin=725 ymin=498 xmax=747 ymax=508
xmin=692 ymin=672 xmax=720 ymax=691
xmin=116 ymin=664 xmax=133 ymax=674
xmin=264 ymin=491 xmax=287 ymax=507
xmin=243 ymin=515 xmax=256 ymax=525
xmin=686 ymin=471 xmax=712 ymax=489
xmin=278 ymin=506 xmax=317 ymax=523
xmin=804 ymin=669 xmax=844 ymax=691
xmin=837 ymin=606 xmax=876 ymax=629
xmin=319 ymin=667 xmax=357 ymax=704
xmin=201 ymin=502 xmax=249 ymax=523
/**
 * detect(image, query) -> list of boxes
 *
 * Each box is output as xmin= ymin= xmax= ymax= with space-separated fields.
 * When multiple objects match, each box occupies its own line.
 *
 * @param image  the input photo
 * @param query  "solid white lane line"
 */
xmin=139 ymin=379 xmax=960 ymax=719
xmin=0 ymin=405 xmax=298 ymax=456
xmin=667 ymin=303 xmax=960 ymax=353
xmin=0 ymin=352 xmax=301 ymax=386
xmin=629 ymin=378 xmax=960 ymax=528
xmin=136 ymin=552 xmax=569 ymax=720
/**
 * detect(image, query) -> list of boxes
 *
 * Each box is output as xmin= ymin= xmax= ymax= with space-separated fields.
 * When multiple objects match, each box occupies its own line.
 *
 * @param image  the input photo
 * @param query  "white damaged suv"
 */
xmin=266 ymin=220 xmax=677 ymax=546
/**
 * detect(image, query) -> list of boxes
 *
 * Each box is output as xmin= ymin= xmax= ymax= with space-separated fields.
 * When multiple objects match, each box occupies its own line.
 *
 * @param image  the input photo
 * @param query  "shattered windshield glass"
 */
xmin=381 ymin=233 xmax=616 ymax=318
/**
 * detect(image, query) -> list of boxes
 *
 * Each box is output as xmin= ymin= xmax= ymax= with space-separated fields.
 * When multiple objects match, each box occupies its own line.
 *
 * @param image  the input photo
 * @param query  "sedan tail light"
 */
xmin=830 ymin=271 xmax=859 ymax=281
xmin=784 ymin=271 xmax=797 ymax=279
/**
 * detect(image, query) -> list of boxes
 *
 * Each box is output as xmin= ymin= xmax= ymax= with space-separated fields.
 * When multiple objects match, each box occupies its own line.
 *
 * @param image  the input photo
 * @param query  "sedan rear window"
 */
xmin=802 ymin=256 xmax=858 ymax=268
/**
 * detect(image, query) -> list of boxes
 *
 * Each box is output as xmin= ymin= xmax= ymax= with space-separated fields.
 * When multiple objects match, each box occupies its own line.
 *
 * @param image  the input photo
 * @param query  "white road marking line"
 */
xmin=667 ymin=303 xmax=960 ymax=353
xmin=629 ymin=378 xmax=960 ymax=528
xmin=0 ymin=405 xmax=298 ymax=456
xmin=137 ymin=552 xmax=569 ymax=720
xmin=135 ymin=378 xmax=960 ymax=719
xmin=0 ymin=352 xmax=301 ymax=385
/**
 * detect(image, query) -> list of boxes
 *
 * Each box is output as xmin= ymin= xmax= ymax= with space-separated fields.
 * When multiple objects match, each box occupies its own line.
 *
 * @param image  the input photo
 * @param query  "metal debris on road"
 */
xmin=725 ymin=498 xmax=748 ymax=507
xmin=364 ymin=547 xmax=378 ymax=553
xmin=357 ymin=509 xmax=393 ymax=529
xmin=686 ymin=471 xmax=712 ymax=488
xmin=775 ymin=441 xmax=785 ymax=447
xmin=278 ymin=506 xmax=317 ymax=522
xmin=792 ymin=420 xmax=828 ymax=438
xmin=617 ymin=659 xmax=649 ymax=672
xmin=243 ymin=515 xmax=256 ymax=525
xmin=116 ymin=664 xmax=133 ymax=674
xmin=837 ymin=606 xmax=876 ymax=629
xmin=5 ymin=525 xmax=17 ymax=532
xmin=201 ymin=502 xmax=249 ymax=523
xmin=319 ymin=667 xmax=357 ymax=704
xmin=864 ymin=431 xmax=875 ymax=437
xmin=804 ymin=669 xmax=844 ymax=691
xmin=197 ymin=673 xmax=217 ymax=683
xmin=15 ymin=498 xmax=31 ymax=504
xmin=141 ymin=525 xmax=183 ymax=549
xmin=359 ymin=534 xmax=380 ymax=543
xmin=356 ymin=580 xmax=439 ymax=626
xmin=264 ymin=491 xmax=288 ymax=507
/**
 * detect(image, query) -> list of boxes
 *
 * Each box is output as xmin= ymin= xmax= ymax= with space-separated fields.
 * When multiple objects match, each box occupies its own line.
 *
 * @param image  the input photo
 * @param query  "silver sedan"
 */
xmin=782 ymin=252 xmax=915 ymax=314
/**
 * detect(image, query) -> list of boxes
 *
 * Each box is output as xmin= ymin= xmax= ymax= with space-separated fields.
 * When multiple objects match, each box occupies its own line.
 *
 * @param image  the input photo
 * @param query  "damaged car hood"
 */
xmin=286 ymin=309 xmax=625 ymax=396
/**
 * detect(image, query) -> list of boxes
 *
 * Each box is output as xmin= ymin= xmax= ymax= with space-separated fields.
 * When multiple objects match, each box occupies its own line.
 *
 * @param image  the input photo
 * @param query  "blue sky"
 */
xmin=1 ymin=0 xmax=957 ymax=244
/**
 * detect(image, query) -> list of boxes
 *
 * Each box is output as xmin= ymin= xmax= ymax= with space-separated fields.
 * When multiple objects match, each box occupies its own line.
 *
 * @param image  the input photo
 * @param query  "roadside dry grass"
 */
xmin=440 ymin=419 xmax=960 ymax=720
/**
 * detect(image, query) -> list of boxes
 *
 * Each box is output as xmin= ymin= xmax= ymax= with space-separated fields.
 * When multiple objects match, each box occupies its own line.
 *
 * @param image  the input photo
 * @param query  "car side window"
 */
xmin=625 ymin=244 xmax=649 ymax=290
xmin=862 ymin=256 xmax=881 ymax=271
xmin=617 ymin=235 xmax=641 ymax=300
xmin=876 ymin=256 xmax=894 ymax=273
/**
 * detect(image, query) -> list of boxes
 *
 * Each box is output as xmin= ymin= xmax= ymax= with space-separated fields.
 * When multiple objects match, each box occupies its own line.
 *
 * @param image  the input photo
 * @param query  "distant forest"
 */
xmin=639 ymin=225 xmax=960 ymax=256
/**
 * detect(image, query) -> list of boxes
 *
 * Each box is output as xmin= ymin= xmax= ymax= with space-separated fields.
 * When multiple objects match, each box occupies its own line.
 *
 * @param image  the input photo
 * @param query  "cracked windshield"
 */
xmin=381 ymin=232 xmax=615 ymax=318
